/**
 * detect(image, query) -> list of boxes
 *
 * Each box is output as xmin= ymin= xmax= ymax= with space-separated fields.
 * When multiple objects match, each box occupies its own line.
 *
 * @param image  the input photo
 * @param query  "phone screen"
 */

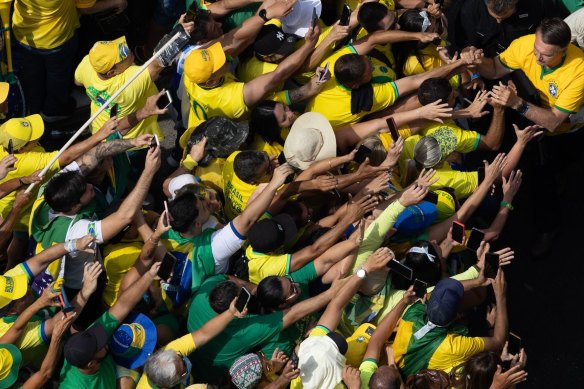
xmin=507 ymin=332 xmax=521 ymax=355
xmin=156 ymin=91 xmax=172 ymax=110
xmin=319 ymin=62 xmax=330 ymax=82
xmin=354 ymin=145 xmax=372 ymax=164
xmin=8 ymin=139 xmax=13 ymax=155
xmin=423 ymin=191 xmax=438 ymax=204
xmin=158 ymin=252 xmax=177 ymax=281
xmin=465 ymin=228 xmax=485 ymax=251
xmin=413 ymin=279 xmax=428 ymax=299
xmin=386 ymin=117 xmax=399 ymax=142
xmin=484 ymin=252 xmax=499 ymax=279
xmin=110 ymin=103 xmax=118 ymax=118
xmin=235 ymin=287 xmax=251 ymax=312
xmin=452 ymin=221 xmax=465 ymax=244
xmin=387 ymin=259 xmax=413 ymax=280
xmin=340 ymin=4 xmax=351 ymax=26
xmin=150 ymin=135 xmax=159 ymax=149
xmin=311 ymin=7 xmax=318 ymax=28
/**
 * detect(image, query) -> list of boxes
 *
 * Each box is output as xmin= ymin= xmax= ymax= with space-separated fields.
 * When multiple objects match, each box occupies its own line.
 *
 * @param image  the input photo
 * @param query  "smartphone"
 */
xmin=156 ymin=90 xmax=173 ymax=110
xmin=484 ymin=252 xmax=499 ymax=279
xmin=150 ymin=135 xmax=159 ymax=149
xmin=158 ymin=252 xmax=177 ymax=281
xmin=451 ymin=221 xmax=465 ymax=245
xmin=386 ymin=117 xmax=399 ymax=142
xmin=340 ymin=3 xmax=351 ymax=26
xmin=387 ymin=259 xmax=413 ymax=280
xmin=507 ymin=332 xmax=522 ymax=355
xmin=354 ymin=145 xmax=372 ymax=164
xmin=235 ymin=287 xmax=251 ymax=312
xmin=163 ymin=200 xmax=172 ymax=226
xmin=465 ymin=227 xmax=485 ymax=251
xmin=319 ymin=62 xmax=330 ymax=82
xmin=435 ymin=0 xmax=445 ymax=6
xmin=311 ymin=7 xmax=318 ymax=28
xmin=413 ymin=278 xmax=428 ymax=299
xmin=423 ymin=191 xmax=438 ymax=204
xmin=110 ymin=103 xmax=118 ymax=118
xmin=277 ymin=151 xmax=287 ymax=165
xmin=7 ymin=139 xmax=13 ymax=155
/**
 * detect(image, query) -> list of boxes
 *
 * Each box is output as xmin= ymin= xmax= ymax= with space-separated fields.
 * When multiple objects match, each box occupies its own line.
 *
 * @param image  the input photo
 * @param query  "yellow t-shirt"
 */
xmin=420 ymin=121 xmax=481 ymax=155
xmin=102 ymin=242 xmax=142 ymax=307
xmin=136 ymin=333 xmax=197 ymax=389
xmin=13 ymin=0 xmax=95 ymax=50
xmin=246 ymin=245 xmax=291 ymax=284
xmin=185 ymin=72 xmax=248 ymax=127
xmin=75 ymin=56 xmax=162 ymax=139
xmin=249 ymin=134 xmax=284 ymax=157
xmin=196 ymin=159 xmax=226 ymax=195
xmin=0 ymin=147 xmax=60 ymax=231
xmin=499 ymin=34 xmax=584 ymax=116
xmin=236 ymin=56 xmax=278 ymax=84
xmin=222 ymin=151 xmax=259 ymax=220
xmin=403 ymin=45 xmax=461 ymax=89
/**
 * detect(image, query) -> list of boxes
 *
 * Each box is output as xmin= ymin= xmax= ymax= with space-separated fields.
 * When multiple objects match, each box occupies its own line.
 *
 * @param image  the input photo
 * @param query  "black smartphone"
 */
xmin=158 ymin=252 xmax=177 ymax=281
xmin=423 ymin=191 xmax=438 ymax=204
xmin=311 ymin=7 xmax=318 ymax=28
xmin=156 ymin=90 xmax=173 ymax=110
xmin=150 ymin=135 xmax=159 ymax=149
xmin=340 ymin=3 xmax=351 ymax=26
xmin=235 ymin=287 xmax=251 ymax=312
xmin=7 ymin=139 xmax=13 ymax=155
xmin=435 ymin=0 xmax=445 ymax=6
xmin=163 ymin=200 xmax=172 ymax=227
xmin=277 ymin=151 xmax=287 ymax=165
xmin=354 ymin=145 xmax=372 ymax=164
xmin=465 ymin=227 xmax=485 ymax=251
xmin=291 ymin=349 xmax=299 ymax=369
xmin=386 ymin=117 xmax=399 ymax=142
xmin=484 ymin=252 xmax=499 ymax=279
xmin=507 ymin=332 xmax=522 ymax=355
xmin=319 ymin=61 xmax=330 ymax=82
xmin=387 ymin=259 xmax=413 ymax=280
xmin=110 ymin=103 xmax=118 ymax=118
xmin=452 ymin=221 xmax=465 ymax=245
xmin=413 ymin=278 xmax=428 ymax=299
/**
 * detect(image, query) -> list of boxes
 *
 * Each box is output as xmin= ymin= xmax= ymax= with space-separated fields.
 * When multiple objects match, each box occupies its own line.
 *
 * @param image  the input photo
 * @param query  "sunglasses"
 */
xmin=284 ymin=275 xmax=299 ymax=301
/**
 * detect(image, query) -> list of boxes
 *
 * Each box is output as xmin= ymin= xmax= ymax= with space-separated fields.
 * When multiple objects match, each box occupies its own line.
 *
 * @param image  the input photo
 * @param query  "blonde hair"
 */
xmin=358 ymin=135 xmax=387 ymax=166
xmin=413 ymin=136 xmax=441 ymax=168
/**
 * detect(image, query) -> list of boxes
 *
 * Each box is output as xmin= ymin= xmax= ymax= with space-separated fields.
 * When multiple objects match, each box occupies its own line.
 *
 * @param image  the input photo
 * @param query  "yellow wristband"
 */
xmin=181 ymin=155 xmax=198 ymax=171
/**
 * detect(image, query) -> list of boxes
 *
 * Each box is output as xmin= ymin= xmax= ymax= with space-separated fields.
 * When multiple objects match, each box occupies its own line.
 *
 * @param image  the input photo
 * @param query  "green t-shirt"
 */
xmin=59 ymin=312 xmax=120 ymax=389
xmin=187 ymin=275 xmax=284 ymax=384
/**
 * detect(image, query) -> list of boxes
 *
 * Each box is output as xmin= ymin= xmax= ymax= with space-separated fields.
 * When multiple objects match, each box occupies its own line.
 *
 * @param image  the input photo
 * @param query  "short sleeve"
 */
xmin=498 ymin=35 xmax=532 ymax=70
xmin=164 ymin=333 xmax=197 ymax=356
xmin=448 ymin=335 xmax=486 ymax=361
xmin=372 ymin=82 xmax=399 ymax=112
xmin=455 ymin=129 xmax=481 ymax=153
xmin=359 ymin=359 xmax=379 ymax=389
xmin=309 ymin=325 xmax=331 ymax=337
xmin=554 ymin=76 xmax=584 ymax=113
xmin=91 ymin=311 xmax=120 ymax=338
xmin=67 ymin=219 xmax=103 ymax=242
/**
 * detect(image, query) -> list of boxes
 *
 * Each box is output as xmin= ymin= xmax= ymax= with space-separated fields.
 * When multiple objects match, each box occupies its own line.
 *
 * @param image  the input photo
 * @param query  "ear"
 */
xmin=105 ymin=68 xmax=117 ymax=78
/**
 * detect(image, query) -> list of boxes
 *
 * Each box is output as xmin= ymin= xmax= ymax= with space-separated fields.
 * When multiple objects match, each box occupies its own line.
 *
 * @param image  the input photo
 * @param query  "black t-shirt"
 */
xmin=453 ymin=0 xmax=544 ymax=57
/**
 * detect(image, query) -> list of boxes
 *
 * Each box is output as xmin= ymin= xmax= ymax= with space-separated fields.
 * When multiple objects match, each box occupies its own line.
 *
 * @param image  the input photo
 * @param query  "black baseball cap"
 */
xmin=64 ymin=323 xmax=109 ymax=368
xmin=426 ymin=278 xmax=464 ymax=326
xmin=248 ymin=214 xmax=298 ymax=253
xmin=253 ymin=24 xmax=298 ymax=58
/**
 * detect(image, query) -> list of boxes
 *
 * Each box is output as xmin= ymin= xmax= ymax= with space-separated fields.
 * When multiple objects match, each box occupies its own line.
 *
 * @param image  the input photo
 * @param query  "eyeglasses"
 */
xmin=284 ymin=275 xmax=299 ymax=301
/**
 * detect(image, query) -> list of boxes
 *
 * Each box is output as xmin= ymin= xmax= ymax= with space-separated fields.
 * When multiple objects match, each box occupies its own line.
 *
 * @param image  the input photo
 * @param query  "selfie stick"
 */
xmin=25 ymin=32 xmax=183 ymax=194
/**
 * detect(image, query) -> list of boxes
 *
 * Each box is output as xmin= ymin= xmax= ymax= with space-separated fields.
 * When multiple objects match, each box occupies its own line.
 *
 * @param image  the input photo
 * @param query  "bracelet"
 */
xmin=500 ymin=201 xmax=514 ymax=211
xmin=64 ymin=239 xmax=77 ymax=253
xmin=470 ymin=73 xmax=481 ymax=80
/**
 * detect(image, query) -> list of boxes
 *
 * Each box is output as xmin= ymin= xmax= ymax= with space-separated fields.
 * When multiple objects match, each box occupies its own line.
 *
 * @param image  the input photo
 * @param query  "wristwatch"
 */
xmin=258 ymin=9 xmax=269 ymax=22
xmin=516 ymin=101 xmax=529 ymax=115
xmin=355 ymin=268 xmax=368 ymax=279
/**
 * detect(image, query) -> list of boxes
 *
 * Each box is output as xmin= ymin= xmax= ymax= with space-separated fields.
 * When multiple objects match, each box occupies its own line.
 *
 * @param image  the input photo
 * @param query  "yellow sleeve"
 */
xmin=15 ymin=151 xmax=60 ymax=176
xmin=498 ymin=35 xmax=531 ymax=70
xmin=269 ymin=90 xmax=292 ymax=105
xmin=454 ymin=127 xmax=481 ymax=153
xmin=248 ymin=253 xmax=290 ymax=284
xmin=441 ymin=334 xmax=485 ymax=364
xmin=309 ymin=325 xmax=330 ymax=337
xmin=433 ymin=169 xmax=478 ymax=199
xmin=554 ymin=77 xmax=584 ymax=114
xmin=164 ymin=333 xmax=197 ymax=356
xmin=372 ymin=82 xmax=399 ymax=112
xmin=75 ymin=56 xmax=91 ymax=85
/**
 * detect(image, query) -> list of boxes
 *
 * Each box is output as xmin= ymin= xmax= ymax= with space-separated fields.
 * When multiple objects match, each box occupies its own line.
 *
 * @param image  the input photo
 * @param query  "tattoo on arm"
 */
xmin=77 ymin=139 xmax=134 ymax=174
xmin=288 ymin=84 xmax=310 ymax=104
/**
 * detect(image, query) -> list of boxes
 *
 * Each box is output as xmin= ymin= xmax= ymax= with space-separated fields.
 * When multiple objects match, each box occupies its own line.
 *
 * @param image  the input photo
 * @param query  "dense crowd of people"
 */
xmin=0 ymin=0 xmax=583 ymax=388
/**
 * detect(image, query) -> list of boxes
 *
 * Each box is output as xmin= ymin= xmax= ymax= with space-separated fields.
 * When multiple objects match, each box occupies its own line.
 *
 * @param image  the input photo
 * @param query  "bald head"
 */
xmin=369 ymin=365 xmax=402 ymax=389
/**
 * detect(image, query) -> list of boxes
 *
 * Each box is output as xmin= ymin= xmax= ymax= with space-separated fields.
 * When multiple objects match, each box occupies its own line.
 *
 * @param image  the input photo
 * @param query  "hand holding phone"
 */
xmin=354 ymin=144 xmax=372 ymax=164
xmin=311 ymin=7 xmax=318 ymax=28
xmin=318 ymin=62 xmax=330 ymax=83
xmin=483 ymin=252 xmax=499 ymax=279
xmin=150 ymin=135 xmax=159 ymax=149
xmin=465 ymin=227 xmax=485 ymax=251
xmin=451 ymin=221 xmax=465 ymax=244
xmin=163 ymin=201 xmax=172 ymax=227
xmin=235 ymin=287 xmax=251 ymax=312
xmin=340 ymin=3 xmax=351 ymax=26
xmin=158 ymin=252 xmax=177 ymax=281
xmin=413 ymin=279 xmax=428 ymax=299
xmin=156 ymin=90 xmax=173 ymax=110
xmin=507 ymin=332 xmax=522 ymax=355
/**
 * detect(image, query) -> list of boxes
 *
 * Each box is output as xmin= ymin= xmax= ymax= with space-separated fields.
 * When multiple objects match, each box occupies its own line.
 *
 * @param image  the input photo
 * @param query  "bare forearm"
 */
xmin=76 ymin=139 xmax=136 ymax=175
xmin=234 ymin=184 xmax=278 ymax=234
xmin=0 ymin=178 xmax=23 ymax=199
xmin=483 ymin=207 xmax=511 ymax=242
xmin=518 ymin=103 xmax=565 ymax=132
xmin=502 ymin=142 xmax=526 ymax=178
xmin=208 ymin=0 xmax=258 ymax=17
xmin=111 ymin=272 xmax=156 ymax=321
xmin=22 ymin=335 xmax=62 ymax=389
xmin=492 ymin=295 xmax=508 ymax=349
xmin=0 ymin=301 xmax=43 ymax=344
xmin=364 ymin=299 xmax=407 ymax=359
xmin=298 ymin=156 xmax=351 ymax=180
xmin=482 ymin=108 xmax=505 ymax=150
xmin=26 ymin=243 xmax=68 ymax=275
xmin=274 ymin=45 xmax=314 ymax=81
xmin=59 ymin=132 xmax=109 ymax=166
xmin=116 ymin=108 xmax=151 ymax=135
xmin=476 ymin=57 xmax=502 ymax=80
xmin=287 ymin=83 xmax=318 ymax=104
xmin=117 ymin=170 xmax=155 ymax=220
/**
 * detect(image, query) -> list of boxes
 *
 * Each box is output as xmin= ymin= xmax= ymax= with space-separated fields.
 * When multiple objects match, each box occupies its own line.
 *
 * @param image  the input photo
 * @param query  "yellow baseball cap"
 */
xmin=0 ymin=273 xmax=28 ymax=310
xmin=184 ymin=42 xmax=226 ymax=84
xmin=89 ymin=36 xmax=130 ymax=74
xmin=0 ymin=82 xmax=8 ymax=104
xmin=0 ymin=114 xmax=44 ymax=151
xmin=345 ymin=323 xmax=376 ymax=367
xmin=0 ymin=344 xmax=22 ymax=389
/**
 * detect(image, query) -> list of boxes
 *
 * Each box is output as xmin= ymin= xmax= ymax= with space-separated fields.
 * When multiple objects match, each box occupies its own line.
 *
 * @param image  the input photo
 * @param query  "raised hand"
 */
xmin=346 ymin=194 xmax=379 ymax=221
xmin=81 ymin=261 xmax=104 ymax=298
xmin=269 ymin=163 xmax=295 ymax=188
xmin=38 ymin=283 xmax=62 ymax=308
xmin=52 ymin=311 xmax=77 ymax=339
xmin=494 ymin=247 xmax=514 ymax=267
xmin=398 ymin=183 xmax=429 ymax=207
xmin=383 ymin=136 xmax=404 ymax=168
xmin=483 ymin=153 xmax=507 ymax=183
xmin=465 ymin=89 xmax=490 ymax=119
xmin=415 ymin=168 xmax=438 ymax=187
xmin=417 ymin=99 xmax=453 ymax=123
xmin=490 ymin=364 xmax=528 ymax=388
xmin=502 ymin=170 xmax=522 ymax=201
xmin=363 ymin=246 xmax=394 ymax=273
xmin=189 ymin=136 xmax=208 ymax=163
xmin=132 ymin=134 xmax=155 ymax=148
xmin=342 ymin=366 xmax=361 ymax=389
xmin=0 ymin=155 xmax=17 ymax=180
xmin=144 ymin=143 xmax=162 ymax=174
xmin=270 ymin=347 xmax=289 ymax=373
xmin=513 ymin=124 xmax=544 ymax=145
